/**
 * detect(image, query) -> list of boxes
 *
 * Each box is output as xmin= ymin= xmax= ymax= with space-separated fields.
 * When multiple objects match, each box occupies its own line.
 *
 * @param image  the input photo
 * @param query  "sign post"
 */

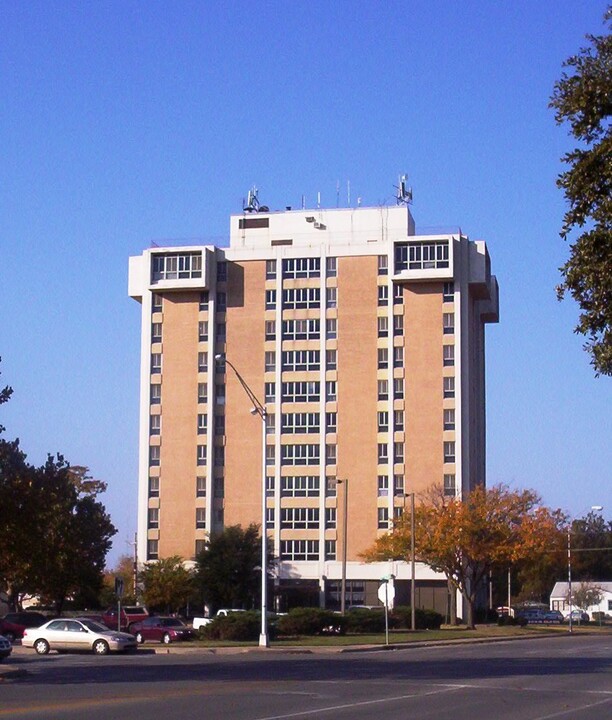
xmin=114 ymin=577 xmax=124 ymax=632
xmin=378 ymin=576 xmax=396 ymax=646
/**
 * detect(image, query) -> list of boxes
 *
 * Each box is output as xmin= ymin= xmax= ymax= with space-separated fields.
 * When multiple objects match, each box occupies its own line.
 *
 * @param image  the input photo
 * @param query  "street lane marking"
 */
xmin=528 ymin=696 xmax=612 ymax=720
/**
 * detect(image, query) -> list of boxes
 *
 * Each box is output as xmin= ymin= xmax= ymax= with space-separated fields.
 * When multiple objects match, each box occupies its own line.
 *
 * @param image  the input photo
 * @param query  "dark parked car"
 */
xmin=0 ymin=634 xmax=12 ymax=662
xmin=0 ymin=612 xmax=47 ymax=642
xmin=132 ymin=616 xmax=194 ymax=644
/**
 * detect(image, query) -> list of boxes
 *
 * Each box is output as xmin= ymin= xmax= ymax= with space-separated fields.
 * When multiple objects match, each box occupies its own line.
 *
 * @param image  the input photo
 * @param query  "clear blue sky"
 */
xmin=1 ymin=1 xmax=610 ymax=567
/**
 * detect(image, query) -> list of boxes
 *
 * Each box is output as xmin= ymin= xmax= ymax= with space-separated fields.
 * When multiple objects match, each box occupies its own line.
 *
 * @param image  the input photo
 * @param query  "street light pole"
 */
xmin=215 ymin=354 xmax=269 ymax=647
xmin=337 ymin=478 xmax=348 ymax=615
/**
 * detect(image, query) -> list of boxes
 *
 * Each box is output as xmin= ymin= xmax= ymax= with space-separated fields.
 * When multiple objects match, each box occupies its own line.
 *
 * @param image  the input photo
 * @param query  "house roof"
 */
xmin=550 ymin=581 xmax=612 ymax=597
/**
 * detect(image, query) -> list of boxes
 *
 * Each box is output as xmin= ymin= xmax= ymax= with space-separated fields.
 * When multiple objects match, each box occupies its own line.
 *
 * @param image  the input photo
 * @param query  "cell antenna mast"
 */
xmin=243 ymin=186 xmax=260 ymax=213
xmin=395 ymin=174 xmax=413 ymax=205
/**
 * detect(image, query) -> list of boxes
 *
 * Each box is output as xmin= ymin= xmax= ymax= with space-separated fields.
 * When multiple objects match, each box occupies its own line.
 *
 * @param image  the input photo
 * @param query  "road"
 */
xmin=1 ymin=635 xmax=611 ymax=720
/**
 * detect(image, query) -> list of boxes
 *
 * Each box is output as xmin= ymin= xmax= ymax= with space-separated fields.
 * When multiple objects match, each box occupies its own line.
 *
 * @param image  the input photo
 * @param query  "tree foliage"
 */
xmin=194 ymin=524 xmax=270 ymax=612
xmin=569 ymin=580 xmax=604 ymax=612
xmin=550 ymin=7 xmax=612 ymax=375
xmin=140 ymin=556 xmax=195 ymax=613
xmin=570 ymin=511 xmax=612 ymax=580
xmin=361 ymin=484 xmax=566 ymax=627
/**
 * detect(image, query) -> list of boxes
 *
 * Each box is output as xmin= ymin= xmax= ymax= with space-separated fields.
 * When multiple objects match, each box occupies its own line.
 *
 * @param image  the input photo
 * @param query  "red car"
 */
xmin=132 ymin=616 xmax=194 ymax=644
xmin=0 ymin=612 xmax=47 ymax=642
xmin=101 ymin=606 xmax=149 ymax=633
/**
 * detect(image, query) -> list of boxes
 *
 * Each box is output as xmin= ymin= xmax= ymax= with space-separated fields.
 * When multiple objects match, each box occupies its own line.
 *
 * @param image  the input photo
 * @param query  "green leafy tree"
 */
xmin=195 ymin=524 xmax=271 ymax=612
xmin=140 ymin=556 xmax=195 ymax=613
xmin=550 ymin=7 xmax=612 ymax=375
xmin=101 ymin=554 xmax=137 ymax=607
xmin=571 ymin=511 xmax=612 ymax=580
xmin=0 ymin=357 xmax=13 ymax=433
xmin=569 ymin=580 xmax=604 ymax=614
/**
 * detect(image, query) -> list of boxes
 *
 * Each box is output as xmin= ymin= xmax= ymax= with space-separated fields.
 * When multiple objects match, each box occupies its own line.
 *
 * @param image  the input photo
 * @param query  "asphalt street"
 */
xmin=1 ymin=634 xmax=611 ymax=720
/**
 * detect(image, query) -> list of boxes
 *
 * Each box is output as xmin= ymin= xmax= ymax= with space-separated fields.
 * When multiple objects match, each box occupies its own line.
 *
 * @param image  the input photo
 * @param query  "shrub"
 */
xmin=200 ymin=611 xmax=260 ymax=641
xmin=497 ymin=614 xmax=527 ymax=627
xmin=391 ymin=606 xmax=444 ymax=630
xmin=276 ymin=608 xmax=347 ymax=636
xmin=344 ymin=609 xmax=387 ymax=633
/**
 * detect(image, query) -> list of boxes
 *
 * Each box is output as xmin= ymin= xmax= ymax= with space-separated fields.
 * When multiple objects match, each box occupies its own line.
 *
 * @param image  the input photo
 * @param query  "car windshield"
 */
xmin=161 ymin=618 xmax=185 ymax=627
xmin=80 ymin=620 xmax=109 ymax=633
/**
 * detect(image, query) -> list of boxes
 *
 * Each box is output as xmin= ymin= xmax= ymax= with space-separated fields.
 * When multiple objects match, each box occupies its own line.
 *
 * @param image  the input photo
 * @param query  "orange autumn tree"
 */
xmin=361 ymin=484 xmax=566 ymax=628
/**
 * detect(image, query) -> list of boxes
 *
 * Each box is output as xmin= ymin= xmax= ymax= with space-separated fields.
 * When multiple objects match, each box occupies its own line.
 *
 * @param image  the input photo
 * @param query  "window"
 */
xmin=282 ymin=350 xmax=320 ymax=371
xmin=394 ymin=240 xmax=449 ymax=272
xmin=195 ymin=539 xmax=206 ymax=556
xmin=394 ymin=441 xmax=404 ymax=464
xmin=326 ymin=318 xmax=337 ymax=339
xmin=147 ymin=540 xmax=159 ymax=560
xmin=197 ymin=445 xmax=207 ymax=466
xmin=282 ymin=319 xmax=320 ymax=341
xmin=281 ymin=475 xmax=320 ymax=497
xmin=265 ymin=445 xmax=275 ymax=466
xmin=378 ymin=285 xmax=389 ymax=306
xmin=196 ymin=508 xmax=206 ymax=529
xmin=326 ymin=507 xmax=337 ymax=529
xmin=150 ymin=415 xmax=161 ymax=436
xmin=326 ymin=380 xmax=337 ymax=402
xmin=393 ymin=378 xmax=404 ymax=400
xmin=197 ymin=414 xmax=207 ymax=434
xmin=149 ymin=476 xmax=159 ymax=497
xmin=326 ymin=349 xmax=337 ymax=370
xmin=281 ymin=381 xmax=320 ymax=402
xmin=151 ymin=322 xmax=162 ymax=343
xmin=378 ymin=443 xmax=389 ymax=463
xmin=265 ymin=351 xmax=276 ymax=372
xmin=282 ymin=287 xmax=320 ymax=310
xmin=149 ymin=446 xmax=160 ymax=467
xmin=325 ymin=540 xmax=336 ymax=560
xmin=378 ymin=475 xmax=389 ymax=496
xmin=196 ymin=476 xmax=206 ymax=497
xmin=326 ymin=444 xmax=337 ymax=465
xmin=378 ymin=255 xmax=388 ymax=275
xmin=281 ymin=412 xmax=320 ymax=434
xmin=265 ymin=289 xmax=276 ymax=310
xmin=394 ymin=410 xmax=404 ymax=431
xmin=266 ymin=475 xmax=275 ymax=496
xmin=151 ymin=252 xmax=202 ymax=282
xmin=265 ymin=320 xmax=276 ymax=340
xmin=394 ymin=283 xmax=403 ymax=304
xmin=266 ymin=507 xmax=275 ymax=529
xmin=444 ymin=408 xmax=455 ymax=431
xmin=443 ymin=313 xmax=455 ymax=334
xmin=280 ymin=539 xmax=319 ymax=560
xmin=282 ymin=257 xmax=320 ymax=279
xmin=394 ymin=474 xmax=404 ymax=495
xmin=443 ymin=282 xmax=454 ymax=302
xmin=216 ymin=322 xmax=226 ymax=340
xmin=326 ymin=256 xmax=337 ymax=277
xmin=444 ymin=474 xmax=456 ymax=496
xmin=199 ymin=291 xmax=209 ymax=310
xmin=281 ymin=444 xmax=320 ymax=466
xmin=281 ymin=507 xmax=320 ymax=530
xmin=216 ymin=261 xmax=227 ymax=282
xmin=266 ymin=412 xmax=275 ymax=434
xmin=326 ymin=411 xmax=337 ymax=433
xmin=151 ymin=353 xmax=162 ymax=374
xmin=152 ymin=293 xmax=163 ymax=312
xmin=261 ymin=382 xmax=274 ymax=402
xmin=326 ymin=476 xmax=337 ymax=496
xmin=393 ymin=346 xmax=404 ymax=368
xmin=198 ymin=382 xmax=207 ymax=403
xmin=215 ymin=415 xmax=225 ymax=436
xmin=378 ymin=348 xmax=388 ymax=369
xmin=198 ymin=321 xmax=208 ymax=342
xmin=378 ymin=507 xmax=389 ymax=529
xmin=216 ymin=384 xmax=225 ymax=404
xmin=443 ymin=376 xmax=455 ymax=398
xmin=443 ymin=345 xmax=455 ymax=367
xmin=266 ymin=259 xmax=276 ymax=279
xmin=150 ymin=384 xmax=161 ymax=405
xmin=215 ymin=447 xmax=225 ymax=467
xmin=326 ymin=287 xmax=337 ymax=308
xmin=378 ymin=379 xmax=389 ymax=400
xmin=393 ymin=314 xmax=404 ymax=336
xmin=378 ymin=411 xmax=389 ymax=432
xmin=444 ymin=441 xmax=456 ymax=463
xmin=377 ymin=316 xmax=388 ymax=337
xmin=198 ymin=352 xmax=208 ymax=373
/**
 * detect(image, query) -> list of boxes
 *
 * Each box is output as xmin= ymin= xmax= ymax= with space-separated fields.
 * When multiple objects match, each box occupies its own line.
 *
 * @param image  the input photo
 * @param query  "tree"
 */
xmin=570 ymin=511 xmax=612 ymax=580
xmin=0 ymin=357 xmax=12 ymax=433
xmin=550 ymin=7 xmax=612 ymax=375
xmin=569 ymin=580 xmax=603 ymax=614
xmin=140 ymin=556 xmax=195 ymax=613
xmin=194 ymin=524 xmax=271 ymax=612
xmin=102 ymin=554 xmax=137 ymax=607
xmin=361 ymin=484 xmax=566 ymax=628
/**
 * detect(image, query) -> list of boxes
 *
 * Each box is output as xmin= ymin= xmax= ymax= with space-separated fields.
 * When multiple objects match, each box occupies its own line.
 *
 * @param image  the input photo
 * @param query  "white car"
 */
xmin=192 ymin=608 xmax=246 ymax=630
xmin=22 ymin=618 xmax=137 ymax=655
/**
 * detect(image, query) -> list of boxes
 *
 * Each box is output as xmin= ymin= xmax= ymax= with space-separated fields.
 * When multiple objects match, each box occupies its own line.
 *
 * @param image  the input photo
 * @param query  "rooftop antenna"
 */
xmin=347 ymin=180 xmax=351 ymax=207
xmin=336 ymin=180 xmax=340 ymax=208
xmin=317 ymin=191 xmax=321 ymax=209
xmin=301 ymin=194 xmax=306 ymax=209
xmin=243 ymin=186 xmax=260 ymax=213
xmin=395 ymin=174 xmax=413 ymax=205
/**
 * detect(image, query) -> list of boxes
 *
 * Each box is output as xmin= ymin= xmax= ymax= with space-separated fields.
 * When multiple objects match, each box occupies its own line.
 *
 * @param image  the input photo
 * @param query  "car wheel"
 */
xmin=93 ymin=639 xmax=110 ymax=655
xmin=135 ymin=632 xmax=144 ymax=644
xmin=34 ymin=639 xmax=50 ymax=655
xmin=4 ymin=632 xmax=15 ymax=643
xmin=162 ymin=633 xmax=171 ymax=644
